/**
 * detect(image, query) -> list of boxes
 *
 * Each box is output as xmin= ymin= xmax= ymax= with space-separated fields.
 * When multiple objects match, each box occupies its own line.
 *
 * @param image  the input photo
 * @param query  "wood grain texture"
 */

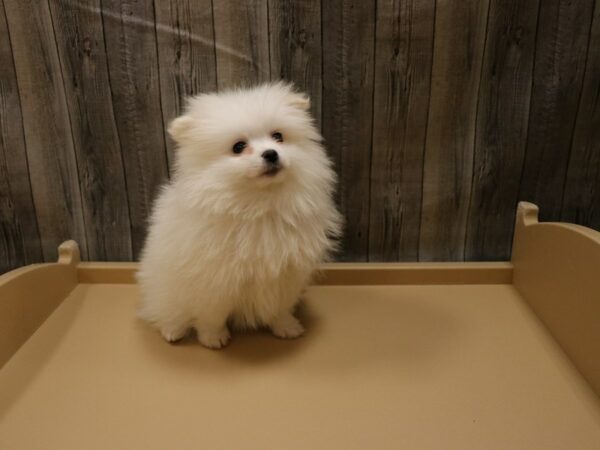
xmin=101 ymin=0 xmax=169 ymax=258
xmin=419 ymin=0 xmax=490 ymax=261
xmin=268 ymin=0 xmax=322 ymax=126
xmin=368 ymin=0 xmax=435 ymax=262
xmin=464 ymin=0 xmax=539 ymax=261
xmin=519 ymin=0 xmax=595 ymax=222
xmin=562 ymin=1 xmax=600 ymax=231
xmin=322 ymin=0 xmax=376 ymax=261
xmin=212 ymin=0 xmax=270 ymax=88
xmin=2 ymin=0 xmax=600 ymax=270
xmin=154 ymin=0 xmax=217 ymax=165
xmin=49 ymin=0 xmax=132 ymax=261
xmin=0 ymin=0 xmax=42 ymax=273
xmin=3 ymin=0 xmax=88 ymax=261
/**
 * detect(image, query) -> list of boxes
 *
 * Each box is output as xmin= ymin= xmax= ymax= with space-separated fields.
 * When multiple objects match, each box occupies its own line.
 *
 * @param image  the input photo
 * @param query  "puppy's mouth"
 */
xmin=262 ymin=164 xmax=282 ymax=177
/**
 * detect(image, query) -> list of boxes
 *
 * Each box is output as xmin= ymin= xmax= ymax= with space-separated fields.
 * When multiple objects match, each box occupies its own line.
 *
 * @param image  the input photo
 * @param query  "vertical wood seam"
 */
xmin=366 ymin=0 xmax=378 ymax=262
xmin=560 ymin=0 xmax=598 ymax=217
xmin=510 ymin=0 xmax=540 ymax=253
xmin=464 ymin=0 xmax=492 ymax=260
xmin=210 ymin=0 xmax=219 ymax=91
xmin=266 ymin=0 xmax=272 ymax=82
xmin=516 ymin=1 xmax=543 ymax=218
xmin=337 ymin=3 xmax=346 ymax=209
xmin=319 ymin=0 xmax=325 ymax=128
xmin=45 ymin=0 xmax=89 ymax=259
xmin=418 ymin=0 xmax=438 ymax=261
xmin=0 ymin=0 xmax=43 ymax=257
xmin=151 ymin=0 xmax=171 ymax=177
xmin=99 ymin=0 xmax=134 ymax=258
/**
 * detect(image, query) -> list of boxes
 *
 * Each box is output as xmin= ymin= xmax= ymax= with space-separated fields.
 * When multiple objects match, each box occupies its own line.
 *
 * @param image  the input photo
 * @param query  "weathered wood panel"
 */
xmin=419 ymin=0 xmax=490 ymax=261
xmin=0 ymin=0 xmax=42 ymax=274
xmin=1 ymin=0 xmax=599 ymax=270
xmin=562 ymin=1 xmax=600 ymax=230
xmin=322 ymin=0 xmax=376 ymax=261
xmin=268 ymin=0 xmax=322 ymax=126
xmin=101 ymin=0 xmax=169 ymax=258
xmin=154 ymin=0 xmax=217 ymax=165
xmin=212 ymin=0 xmax=270 ymax=88
xmin=3 ymin=0 xmax=88 ymax=261
xmin=519 ymin=0 xmax=595 ymax=222
xmin=48 ymin=0 xmax=132 ymax=261
xmin=368 ymin=0 xmax=435 ymax=262
xmin=464 ymin=0 xmax=539 ymax=261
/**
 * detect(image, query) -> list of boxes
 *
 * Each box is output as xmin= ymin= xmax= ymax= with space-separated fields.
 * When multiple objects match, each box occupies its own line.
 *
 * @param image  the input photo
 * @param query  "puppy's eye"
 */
xmin=232 ymin=141 xmax=246 ymax=154
xmin=272 ymin=132 xmax=283 ymax=143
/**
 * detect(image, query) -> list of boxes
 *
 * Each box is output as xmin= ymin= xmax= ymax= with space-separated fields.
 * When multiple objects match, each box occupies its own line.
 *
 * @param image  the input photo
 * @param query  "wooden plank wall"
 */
xmin=0 ymin=0 xmax=599 ymax=272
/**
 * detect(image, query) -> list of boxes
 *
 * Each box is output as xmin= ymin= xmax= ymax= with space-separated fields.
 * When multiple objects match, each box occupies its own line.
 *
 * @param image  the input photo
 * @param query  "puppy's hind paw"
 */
xmin=197 ymin=327 xmax=231 ymax=349
xmin=270 ymin=314 xmax=305 ymax=339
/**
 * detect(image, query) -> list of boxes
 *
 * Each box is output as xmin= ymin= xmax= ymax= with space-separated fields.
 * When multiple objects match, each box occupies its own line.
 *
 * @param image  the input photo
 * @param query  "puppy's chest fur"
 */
xmin=194 ymin=212 xmax=323 ymax=327
xmin=201 ymin=210 xmax=325 ymax=276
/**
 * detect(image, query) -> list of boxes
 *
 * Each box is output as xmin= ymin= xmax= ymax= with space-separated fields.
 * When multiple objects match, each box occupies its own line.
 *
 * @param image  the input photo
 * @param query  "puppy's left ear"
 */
xmin=168 ymin=115 xmax=194 ymax=145
xmin=288 ymin=92 xmax=310 ymax=111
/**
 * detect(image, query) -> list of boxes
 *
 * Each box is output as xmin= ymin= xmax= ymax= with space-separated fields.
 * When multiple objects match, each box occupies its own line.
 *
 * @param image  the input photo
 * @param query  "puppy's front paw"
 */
xmin=160 ymin=326 xmax=189 ymax=343
xmin=270 ymin=314 xmax=305 ymax=339
xmin=197 ymin=327 xmax=231 ymax=349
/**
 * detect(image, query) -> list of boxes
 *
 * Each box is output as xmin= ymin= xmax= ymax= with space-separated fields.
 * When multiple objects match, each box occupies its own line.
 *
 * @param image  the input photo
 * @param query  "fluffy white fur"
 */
xmin=137 ymin=83 xmax=342 ymax=349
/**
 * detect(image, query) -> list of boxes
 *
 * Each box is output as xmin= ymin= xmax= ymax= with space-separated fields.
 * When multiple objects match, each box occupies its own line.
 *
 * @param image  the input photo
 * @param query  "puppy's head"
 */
xmin=169 ymin=83 xmax=323 ymax=188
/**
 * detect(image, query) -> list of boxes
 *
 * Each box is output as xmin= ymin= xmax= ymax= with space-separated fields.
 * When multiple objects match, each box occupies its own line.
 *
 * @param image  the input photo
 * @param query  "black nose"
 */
xmin=262 ymin=149 xmax=279 ymax=164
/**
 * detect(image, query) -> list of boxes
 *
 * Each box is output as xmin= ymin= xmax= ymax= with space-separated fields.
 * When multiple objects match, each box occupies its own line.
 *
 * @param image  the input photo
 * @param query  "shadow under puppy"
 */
xmin=137 ymin=83 xmax=342 ymax=349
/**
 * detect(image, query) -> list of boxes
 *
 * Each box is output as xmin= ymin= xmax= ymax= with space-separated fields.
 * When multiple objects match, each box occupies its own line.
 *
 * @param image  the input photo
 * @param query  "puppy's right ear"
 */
xmin=288 ymin=92 xmax=310 ymax=111
xmin=168 ymin=115 xmax=194 ymax=145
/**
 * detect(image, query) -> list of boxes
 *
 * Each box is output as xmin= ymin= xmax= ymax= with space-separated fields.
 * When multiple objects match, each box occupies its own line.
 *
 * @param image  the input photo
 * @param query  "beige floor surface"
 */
xmin=1 ymin=283 xmax=599 ymax=449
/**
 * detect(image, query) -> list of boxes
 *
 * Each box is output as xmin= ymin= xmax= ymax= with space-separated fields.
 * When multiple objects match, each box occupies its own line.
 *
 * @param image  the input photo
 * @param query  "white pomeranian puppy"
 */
xmin=137 ymin=83 xmax=342 ymax=349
